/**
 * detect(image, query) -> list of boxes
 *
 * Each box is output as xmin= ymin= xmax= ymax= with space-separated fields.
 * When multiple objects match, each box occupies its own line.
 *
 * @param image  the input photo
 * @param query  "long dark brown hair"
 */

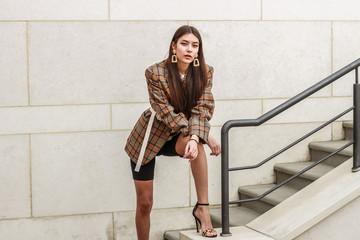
xmin=165 ymin=25 xmax=208 ymax=118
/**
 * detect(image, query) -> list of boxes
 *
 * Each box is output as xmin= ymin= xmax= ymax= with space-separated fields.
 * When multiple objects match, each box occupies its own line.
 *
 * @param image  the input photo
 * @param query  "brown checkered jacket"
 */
xmin=125 ymin=60 xmax=215 ymax=165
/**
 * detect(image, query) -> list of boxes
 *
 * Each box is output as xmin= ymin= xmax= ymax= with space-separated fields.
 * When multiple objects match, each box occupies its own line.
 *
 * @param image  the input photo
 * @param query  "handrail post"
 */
xmin=221 ymin=124 xmax=232 ymax=236
xmin=353 ymin=67 xmax=360 ymax=172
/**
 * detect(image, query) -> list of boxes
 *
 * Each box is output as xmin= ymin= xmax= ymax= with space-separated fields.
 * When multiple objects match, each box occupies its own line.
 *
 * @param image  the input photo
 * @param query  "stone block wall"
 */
xmin=0 ymin=0 xmax=359 ymax=239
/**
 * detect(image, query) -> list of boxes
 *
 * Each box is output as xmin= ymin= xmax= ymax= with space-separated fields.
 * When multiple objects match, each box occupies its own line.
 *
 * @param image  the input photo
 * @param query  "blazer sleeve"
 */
xmin=145 ymin=68 xmax=190 ymax=135
xmin=189 ymin=66 xmax=215 ymax=143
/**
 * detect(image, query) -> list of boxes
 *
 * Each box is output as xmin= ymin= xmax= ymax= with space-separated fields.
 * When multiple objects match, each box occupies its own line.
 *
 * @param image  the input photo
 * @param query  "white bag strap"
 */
xmin=135 ymin=107 xmax=156 ymax=172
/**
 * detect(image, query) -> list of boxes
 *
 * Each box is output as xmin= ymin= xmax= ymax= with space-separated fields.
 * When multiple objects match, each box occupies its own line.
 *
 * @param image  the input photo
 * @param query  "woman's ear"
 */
xmin=171 ymin=41 xmax=176 ymax=50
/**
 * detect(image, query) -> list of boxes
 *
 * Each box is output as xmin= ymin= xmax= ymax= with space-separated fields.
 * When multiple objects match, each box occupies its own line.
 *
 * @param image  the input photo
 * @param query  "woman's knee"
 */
xmin=137 ymin=195 xmax=153 ymax=214
xmin=175 ymin=134 xmax=190 ymax=155
xmin=134 ymin=180 xmax=153 ymax=215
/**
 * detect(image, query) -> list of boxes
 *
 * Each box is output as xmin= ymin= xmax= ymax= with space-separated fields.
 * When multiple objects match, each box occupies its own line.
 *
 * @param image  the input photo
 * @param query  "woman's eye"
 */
xmin=181 ymin=43 xmax=187 ymax=46
xmin=193 ymin=45 xmax=199 ymax=48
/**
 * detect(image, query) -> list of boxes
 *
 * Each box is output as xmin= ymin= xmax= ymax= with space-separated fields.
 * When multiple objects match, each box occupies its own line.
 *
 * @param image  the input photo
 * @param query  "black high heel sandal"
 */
xmin=192 ymin=202 xmax=217 ymax=238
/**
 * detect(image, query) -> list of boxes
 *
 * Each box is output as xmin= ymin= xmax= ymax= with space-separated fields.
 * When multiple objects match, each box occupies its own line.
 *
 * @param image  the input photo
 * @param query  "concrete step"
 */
xmin=210 ymin=206 xmax=261 ymax=228
xmin=309 ymin=140 xmax=352 ymax=167
xmin=164 ymin=230 xmax=183 ymax=240
xmin=275 ymin=161 xmax=334 ymax=190
xmin=238 ymin=184 xmax=298 ymax=214
xmin=343 ymin=120 xmax=353 ymax=140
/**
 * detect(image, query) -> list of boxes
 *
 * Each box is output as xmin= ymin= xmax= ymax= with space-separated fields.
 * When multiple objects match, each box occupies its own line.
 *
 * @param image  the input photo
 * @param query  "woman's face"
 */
xmin=172 ymin=33 xmax=199 ymax=67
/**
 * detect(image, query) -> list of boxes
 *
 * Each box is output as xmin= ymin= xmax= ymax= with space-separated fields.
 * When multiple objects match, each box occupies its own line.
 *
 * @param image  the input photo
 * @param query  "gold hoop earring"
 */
xmin=193 ymin=54 xmax=200 ymax=67
xmin=171 ymin=49 xmax=178 ymax=63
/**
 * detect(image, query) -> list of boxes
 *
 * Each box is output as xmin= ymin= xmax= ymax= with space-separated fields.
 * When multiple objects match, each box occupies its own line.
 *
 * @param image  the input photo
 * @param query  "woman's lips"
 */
xmin=185 ymin=55 xmax=192 ymax=59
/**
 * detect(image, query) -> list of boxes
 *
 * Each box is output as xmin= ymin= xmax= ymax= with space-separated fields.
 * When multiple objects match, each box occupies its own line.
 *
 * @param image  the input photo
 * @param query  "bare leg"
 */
xmin=134 ymin=180 xmax=153 ymax=240
xmin=176 ymin=134 xmax=216 ymax=236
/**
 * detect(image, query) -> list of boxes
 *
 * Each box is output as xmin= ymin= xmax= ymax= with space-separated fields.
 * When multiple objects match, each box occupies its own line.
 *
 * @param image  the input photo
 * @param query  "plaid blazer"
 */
xmin=125 ymin=60 xmax=215 ymax=165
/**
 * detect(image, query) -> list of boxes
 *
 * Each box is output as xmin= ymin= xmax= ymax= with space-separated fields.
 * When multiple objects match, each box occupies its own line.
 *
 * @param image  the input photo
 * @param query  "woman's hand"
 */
xmin=207 ymin=135 xmax=221 ymax=156
xmin=183 ymin=139 xmax=199 ymax=161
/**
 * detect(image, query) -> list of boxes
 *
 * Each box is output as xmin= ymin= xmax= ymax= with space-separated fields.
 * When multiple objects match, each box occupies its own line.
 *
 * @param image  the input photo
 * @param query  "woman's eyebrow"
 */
xmin=180 ymin=39 xmax=199 ymax=44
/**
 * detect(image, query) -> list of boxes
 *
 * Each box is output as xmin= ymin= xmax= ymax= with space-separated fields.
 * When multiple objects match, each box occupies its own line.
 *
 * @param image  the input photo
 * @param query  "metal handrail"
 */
xmin=220 ymin=58 xmax=360 ymax=237
xmin=230 ymin=107 xmax=353 ymax=171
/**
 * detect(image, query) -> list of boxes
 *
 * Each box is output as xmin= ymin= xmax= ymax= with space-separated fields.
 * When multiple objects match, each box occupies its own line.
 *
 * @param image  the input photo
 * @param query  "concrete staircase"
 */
xmin=164 ymin=120 xmax=353 ymax=240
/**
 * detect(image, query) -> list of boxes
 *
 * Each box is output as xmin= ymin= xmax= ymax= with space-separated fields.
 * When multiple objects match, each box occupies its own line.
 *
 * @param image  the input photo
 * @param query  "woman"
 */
xmin=125 ymin=25 xmax=221 ymax=239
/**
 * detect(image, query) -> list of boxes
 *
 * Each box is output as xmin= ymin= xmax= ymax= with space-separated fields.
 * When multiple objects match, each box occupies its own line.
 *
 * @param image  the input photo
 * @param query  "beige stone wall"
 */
xmin=0 ymin=0 xmax=358 ymax=239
